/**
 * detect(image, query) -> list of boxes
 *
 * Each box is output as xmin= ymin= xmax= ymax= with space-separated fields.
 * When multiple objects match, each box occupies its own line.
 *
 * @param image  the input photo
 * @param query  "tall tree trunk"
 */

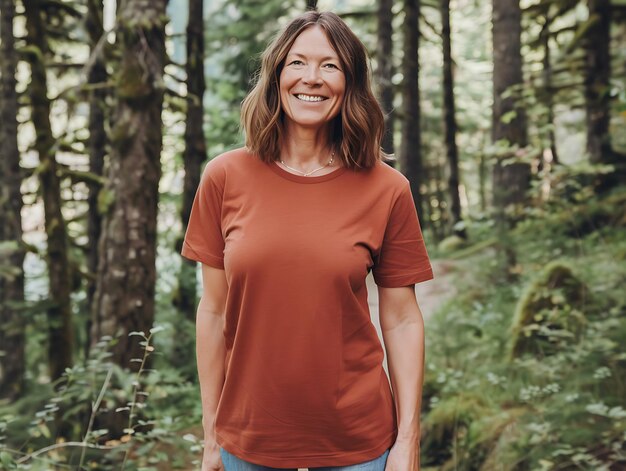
xmin=91 ymin=0 xmax=166 ymax=366
xmin=434 ymin=161 xmax=448 ymax=242
xmin=479 ymin=146 xmax=487 ymax=212
xmin=492 ymin=0 xmax=529 ymax=279
xmin=492 ymin=0 xmax=527 ymax=150
xmin=584 ymin=0 xmax=623 ymax=190
xmin=0 ymin=0 xmax=26 ymax=401
xmin=23 ymin=0 xmax=74 ymax=381
xmin=377 ymin=0 xmax=395 ymax=155
xmin=541 ymin=24 xmax=558 ymax=168
xmin=441 ymin=0 xmax=465 ymax=239
xmin=85 ymin=0 xmax=108 ymax=359
xmin=399 ymin=0 xmax=424 ymax=215
xmin=172 ymin=0 xmax=206 ymax=379
xmin=177 ymin=0 xmax=206 ymax=321
xmin=306 ymin=0 xmax=317 ymax=11
xmin=492 ymin=0 xmax=530 ymax=281
xmin=584 ymin=0 xmax=611 ymax=165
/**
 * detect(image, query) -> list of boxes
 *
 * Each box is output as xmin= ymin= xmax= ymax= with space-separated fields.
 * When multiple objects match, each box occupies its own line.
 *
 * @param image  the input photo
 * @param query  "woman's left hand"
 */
xmin=385 ymin=437 xmax=420 ymax=471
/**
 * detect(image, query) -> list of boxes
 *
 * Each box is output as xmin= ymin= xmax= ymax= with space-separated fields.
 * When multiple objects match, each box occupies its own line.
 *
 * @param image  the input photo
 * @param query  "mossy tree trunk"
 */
xmin=399 ymin=0 xmax=424 ymax=216
xmin=85 ymin=0 xmax=108 ymax=359
xmin=441 ymin=0 xmax=465 ymax=239
xmin=0 ymin=0 xmax=26 ymax=400
xmin=23 ymin=0 xmax=74 ymax=381
xmin=491 ymin=0 xmax=529 ymax=279
xmin=377 ymin=0 xmax=395 ymax=155
xmin=91 ymin=0 xmax=166 ymax=370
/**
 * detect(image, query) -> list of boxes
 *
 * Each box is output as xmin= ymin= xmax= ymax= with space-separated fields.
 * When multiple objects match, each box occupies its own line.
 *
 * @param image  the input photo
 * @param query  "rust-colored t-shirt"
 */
xmin=181 ymin=147 xmax=434 ymax=468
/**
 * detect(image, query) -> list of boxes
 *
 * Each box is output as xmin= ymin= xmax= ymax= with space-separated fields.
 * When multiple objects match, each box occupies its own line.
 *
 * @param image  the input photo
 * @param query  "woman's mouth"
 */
xmin=295 ymin=94 xmax=328 ymax=102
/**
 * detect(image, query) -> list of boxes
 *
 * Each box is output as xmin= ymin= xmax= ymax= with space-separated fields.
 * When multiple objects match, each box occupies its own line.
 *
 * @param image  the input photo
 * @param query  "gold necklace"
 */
xmin=279 ymin=150 xmax=335 ymax=177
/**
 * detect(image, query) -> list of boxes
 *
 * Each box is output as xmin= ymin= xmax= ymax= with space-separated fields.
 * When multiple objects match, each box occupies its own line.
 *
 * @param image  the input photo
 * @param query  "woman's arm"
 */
xmin=197 ymin=263 xmax=228 ymax=442
xmin=378 ymin=284 xmax=425 ymax=469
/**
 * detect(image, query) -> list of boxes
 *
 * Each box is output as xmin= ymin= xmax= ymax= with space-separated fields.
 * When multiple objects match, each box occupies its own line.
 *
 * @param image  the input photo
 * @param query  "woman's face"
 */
xmin=279 ymin=25 xmax=346 ymax=133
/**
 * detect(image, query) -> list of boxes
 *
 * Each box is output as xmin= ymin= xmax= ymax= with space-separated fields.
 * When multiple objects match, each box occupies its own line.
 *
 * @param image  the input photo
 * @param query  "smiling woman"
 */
xmin=240 ymin=11 xmax=386 ymax=172
xmin=278 ymin=26 xmax=346 ymax=142
xmin=182 ymin=10 xmax=434 ymax=471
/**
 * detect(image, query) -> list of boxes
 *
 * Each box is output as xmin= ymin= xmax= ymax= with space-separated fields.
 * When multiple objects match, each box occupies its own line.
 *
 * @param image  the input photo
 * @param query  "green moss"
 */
xmin=116 ymin=61 xmax=153 ymax=99
xmin=508 ymin=260 xmax=589 ymax=360
xmin=422 ymin=393 xmax=491 ymax=451
xmin=97 ymin=187 xmax=115 ymax=216
xmin=438 ymin=235 xmax=467 ymax=253
xmin=109 ymin=109 xmax=138 ymax=155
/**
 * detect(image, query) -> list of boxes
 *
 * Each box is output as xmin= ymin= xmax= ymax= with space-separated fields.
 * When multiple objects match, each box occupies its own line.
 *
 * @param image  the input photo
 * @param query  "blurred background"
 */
xmin=0 ymin=0 xmax=625 ymax=469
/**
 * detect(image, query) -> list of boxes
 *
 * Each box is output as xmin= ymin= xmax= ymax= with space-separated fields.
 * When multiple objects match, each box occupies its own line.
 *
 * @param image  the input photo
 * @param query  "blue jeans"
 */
xmin=219 ymin=447 xmax=390 ymax=471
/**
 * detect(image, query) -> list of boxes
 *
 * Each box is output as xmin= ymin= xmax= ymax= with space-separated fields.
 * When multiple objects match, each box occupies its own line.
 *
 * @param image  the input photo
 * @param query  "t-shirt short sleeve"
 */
xmin=180 ymin=162 xmax=225 ymax=269
xmin=373 ymin=180 xmax=434 ymax=287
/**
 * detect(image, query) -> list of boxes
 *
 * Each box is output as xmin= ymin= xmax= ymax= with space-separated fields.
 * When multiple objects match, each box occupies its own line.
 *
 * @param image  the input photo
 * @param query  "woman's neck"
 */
xmin=280 ymin=124 xmax=336 ymax=168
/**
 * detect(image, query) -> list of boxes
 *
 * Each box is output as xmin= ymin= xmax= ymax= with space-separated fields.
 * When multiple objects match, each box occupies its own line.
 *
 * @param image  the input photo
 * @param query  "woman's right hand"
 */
xmin=201 ymin=440 xmax=225 ymax=471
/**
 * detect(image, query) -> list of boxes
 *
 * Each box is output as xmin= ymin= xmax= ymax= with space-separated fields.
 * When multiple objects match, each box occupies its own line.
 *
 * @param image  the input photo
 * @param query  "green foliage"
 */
xmin=423 ymin=186 xmax=626 ymax=469
xmin=508 ymin=260 xmax=589 ymax=359
xmin=0 ymin=327 xmax=203 ymax=470
xmin=437 ymin=235 xmax=467 ymax=253
xmin=202 ymin=0 xmax=299 ymax=155
xmin=421 ymin=392 xmax=492 ymax=468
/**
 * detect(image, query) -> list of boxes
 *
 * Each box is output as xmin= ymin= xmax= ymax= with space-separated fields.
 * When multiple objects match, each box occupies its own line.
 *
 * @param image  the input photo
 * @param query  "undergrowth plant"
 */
xmin=421 ymin=186 xmax=626 ymax=470
xmin=0 ymin=324 xmax=203 ymax=470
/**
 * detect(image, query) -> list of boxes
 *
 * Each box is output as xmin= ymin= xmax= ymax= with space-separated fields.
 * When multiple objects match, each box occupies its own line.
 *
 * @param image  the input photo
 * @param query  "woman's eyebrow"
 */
xmin=287 ymin=52 xmax=340 ymax=62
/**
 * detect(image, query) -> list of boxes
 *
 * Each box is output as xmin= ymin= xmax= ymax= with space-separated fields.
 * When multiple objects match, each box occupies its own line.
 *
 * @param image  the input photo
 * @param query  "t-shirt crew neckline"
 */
xmin=268 ymin=160 xmax=348 ymax=183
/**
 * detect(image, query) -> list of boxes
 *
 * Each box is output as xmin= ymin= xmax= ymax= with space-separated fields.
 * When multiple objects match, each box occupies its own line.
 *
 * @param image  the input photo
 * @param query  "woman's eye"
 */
xmin=324 ymin=63 xmax=339 ymax=70
xmin=289 ymin=60 xmax=304 ymax=66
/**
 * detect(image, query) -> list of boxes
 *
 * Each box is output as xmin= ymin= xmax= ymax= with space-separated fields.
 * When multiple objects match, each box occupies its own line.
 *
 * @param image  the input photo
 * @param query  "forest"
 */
xmin=0 ymin=0 xmax=625 ymax=469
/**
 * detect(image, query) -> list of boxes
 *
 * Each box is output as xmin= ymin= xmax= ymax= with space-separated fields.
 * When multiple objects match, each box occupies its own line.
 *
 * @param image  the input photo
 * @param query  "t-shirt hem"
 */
xmin=374 ymin=266 xmax=434 ymax=287
xmin=181 ymin=241 xmax=224 ymax=269
xmin=216 ymin=429 xmax=397 ymax=468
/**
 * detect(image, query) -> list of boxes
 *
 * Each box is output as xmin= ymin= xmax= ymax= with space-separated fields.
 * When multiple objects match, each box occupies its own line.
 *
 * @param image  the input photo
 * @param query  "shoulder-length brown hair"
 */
xmin=240 ymin=11 xmax=389 ymax=169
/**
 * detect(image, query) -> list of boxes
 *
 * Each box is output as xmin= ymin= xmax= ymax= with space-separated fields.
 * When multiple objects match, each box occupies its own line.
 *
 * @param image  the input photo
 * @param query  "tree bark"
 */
xmin=23 ymin=0 xmax=74 ymax=381
xmin=177 ymin=0 xmax=206 ymax=321
xmin=541 ymin=23 xmax=559 ymax=168
xmin=85 ymin=0 xmax=107 ymax=359
xmin=91 ymin=0 xmax=166 ymax=367
xmin=306 ymin=0 xmax=317 ymax=11
xmin=492 ymin=0 xmax=529 ymax=279
xmin=492 ymin=0 xmax=527 ymax=150
xmin=583 ymin=0 xmax=623 ymax=190
xmin=584 ymin=0 xmax=611 ymax=165
xmin=377 ymin=0 xmax=395 ymax=155
xmin=0 ymin=0 xmax=26 ymax=401
xmin=441 ymin=0 xmax=465 ymax=239
xmin=399 ymin=0 xmax=424 ymax=215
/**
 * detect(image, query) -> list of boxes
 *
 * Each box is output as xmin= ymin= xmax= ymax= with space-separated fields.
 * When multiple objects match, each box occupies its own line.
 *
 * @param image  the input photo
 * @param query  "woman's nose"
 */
xmin=303 ymin=65 xmax=322 ymax=84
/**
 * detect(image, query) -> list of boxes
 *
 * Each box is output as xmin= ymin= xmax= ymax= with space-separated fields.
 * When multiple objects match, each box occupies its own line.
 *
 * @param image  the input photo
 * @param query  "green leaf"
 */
xmin=0 ymin=451 xmax=17 ymax=469
xmin=149 ymin=325 xmax=166 ymax=334
xmin=500 ymin=110 xmax=518 ymax=124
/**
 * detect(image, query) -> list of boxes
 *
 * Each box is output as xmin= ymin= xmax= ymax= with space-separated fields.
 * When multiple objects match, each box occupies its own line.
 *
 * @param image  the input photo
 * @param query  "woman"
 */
xmin=182 ymin=10 xmax=434 ymax=471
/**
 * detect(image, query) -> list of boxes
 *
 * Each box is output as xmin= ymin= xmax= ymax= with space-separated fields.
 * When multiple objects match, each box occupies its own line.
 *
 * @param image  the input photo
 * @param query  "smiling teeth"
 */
xmin=296 ymin=94 xmax=325 ymax=102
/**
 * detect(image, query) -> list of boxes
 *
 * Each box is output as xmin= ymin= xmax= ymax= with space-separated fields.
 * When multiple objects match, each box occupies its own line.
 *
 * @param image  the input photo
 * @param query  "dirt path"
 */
xmin=366 ymin=259 xmax=459 ymax=376
xmin=367 ymin=259 xmax=458 ymax=322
